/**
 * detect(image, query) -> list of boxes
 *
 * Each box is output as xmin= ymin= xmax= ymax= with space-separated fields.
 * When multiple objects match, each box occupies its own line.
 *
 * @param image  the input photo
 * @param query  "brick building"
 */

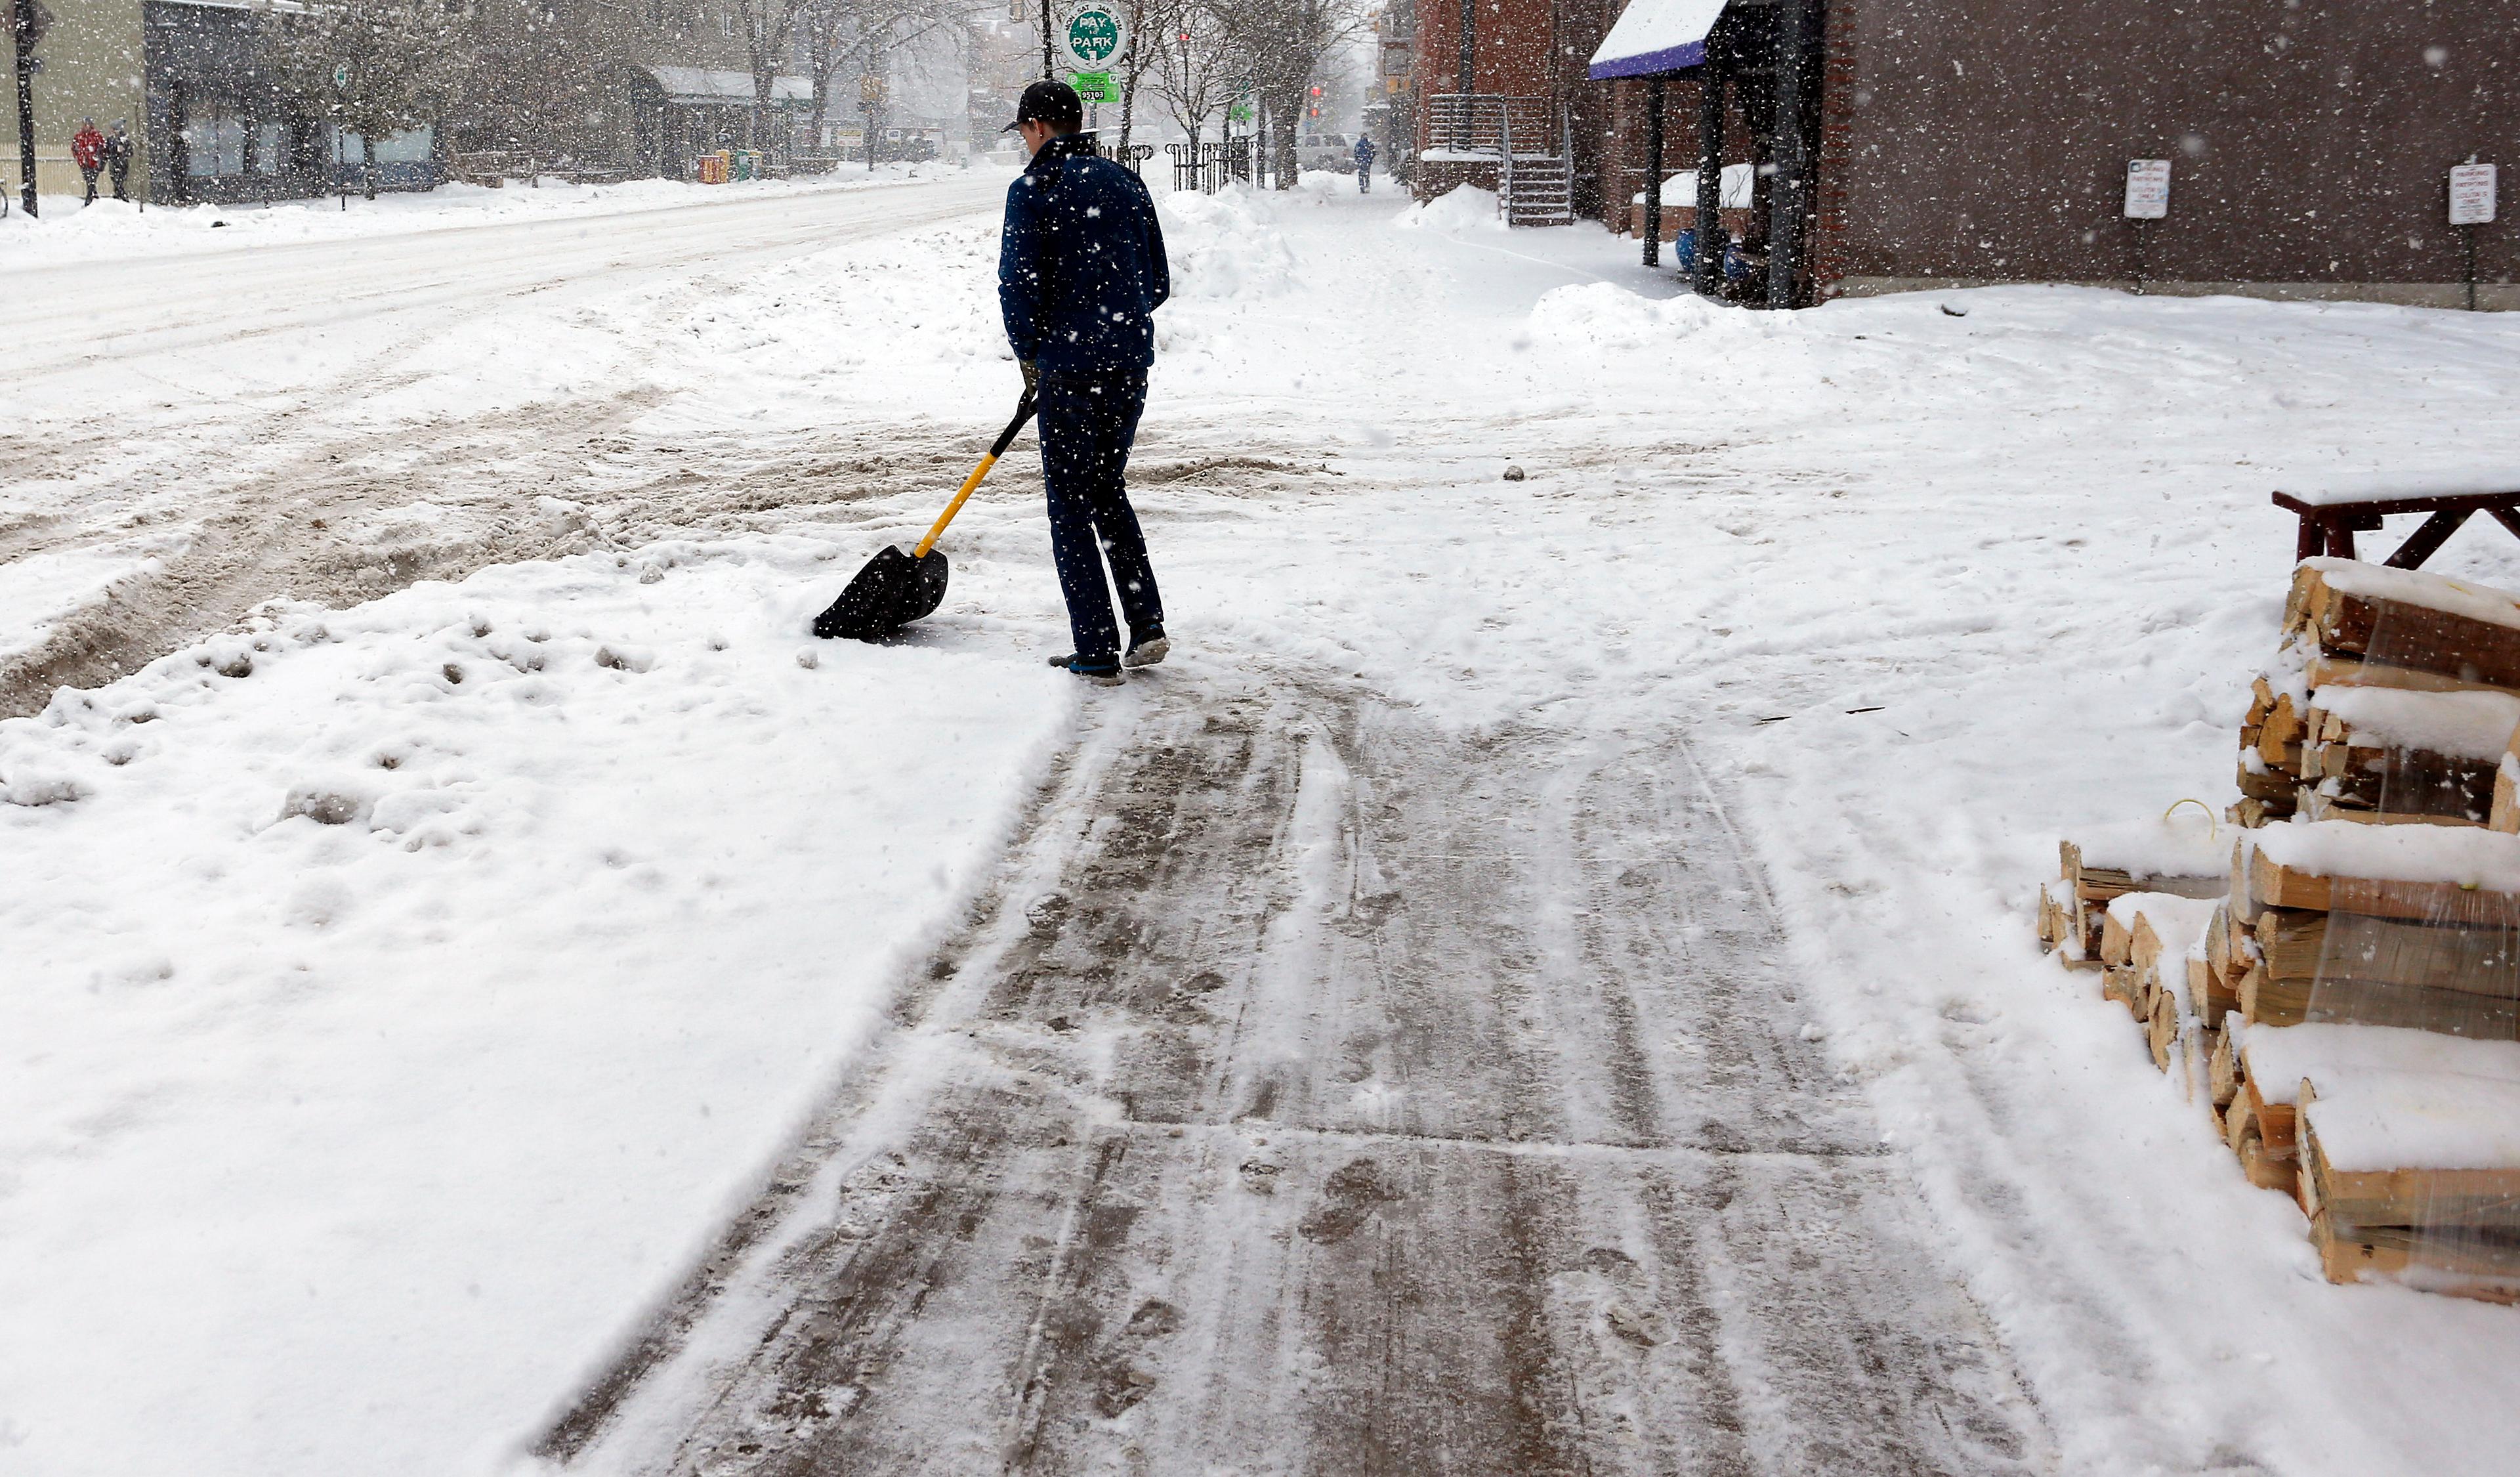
xmin=1412 ymin=1 xmax=2515 ymax=310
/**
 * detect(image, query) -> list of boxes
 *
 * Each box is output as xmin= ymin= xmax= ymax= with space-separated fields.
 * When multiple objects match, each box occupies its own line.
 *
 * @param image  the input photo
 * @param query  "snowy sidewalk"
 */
xmin=7 ymin=174 xmax=2520 ymax=1474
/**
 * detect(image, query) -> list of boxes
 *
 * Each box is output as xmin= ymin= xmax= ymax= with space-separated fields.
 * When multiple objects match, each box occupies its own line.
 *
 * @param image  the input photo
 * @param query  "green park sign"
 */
xmin=1060 ymin=6 xmax=1123 ymax=70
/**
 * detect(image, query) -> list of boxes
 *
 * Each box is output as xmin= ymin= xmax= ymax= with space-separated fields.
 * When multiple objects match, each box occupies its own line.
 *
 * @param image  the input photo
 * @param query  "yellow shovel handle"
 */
xmin=914 ymin=454 xmax=996 ymax=558
xmin=910 ymin=390 xmax=1038 ymax=559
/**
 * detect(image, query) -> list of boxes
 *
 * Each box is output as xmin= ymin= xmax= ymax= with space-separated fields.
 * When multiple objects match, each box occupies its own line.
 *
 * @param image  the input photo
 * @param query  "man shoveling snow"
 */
xmin=998 ymin=81 xmax=1173 ymax=687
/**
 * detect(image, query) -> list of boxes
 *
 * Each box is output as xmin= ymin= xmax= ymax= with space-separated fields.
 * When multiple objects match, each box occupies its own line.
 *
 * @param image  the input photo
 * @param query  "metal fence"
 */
xmin=1164 ymin=139 xmax=1256 ymax=195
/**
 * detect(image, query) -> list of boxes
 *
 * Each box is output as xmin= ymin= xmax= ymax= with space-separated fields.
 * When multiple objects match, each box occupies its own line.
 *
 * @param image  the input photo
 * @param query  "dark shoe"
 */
xmin=1049 ymin=653 xmax=1124 ymax=686
xmin=1124 ymin=632 xmax=1169 ymax=668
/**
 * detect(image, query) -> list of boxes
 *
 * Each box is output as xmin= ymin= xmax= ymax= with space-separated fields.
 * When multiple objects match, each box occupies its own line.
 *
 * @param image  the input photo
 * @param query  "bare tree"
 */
xmin=798 ymin=0 xmax=979 ymax=160
xmin=1149 ymin=1 xmax=1234 ymax=148
xmin=1106 ymin=0 xmax=1183 ymax=153
xmin=730 ymin=0 xmax=814 ymax=151
xmin=456 ymin=0 xmax=638 ymax=171
xmin=1217 ymin=0 xmax=1361 ymax=186
xmin=264 ymin=0 xmax=469 ymax=198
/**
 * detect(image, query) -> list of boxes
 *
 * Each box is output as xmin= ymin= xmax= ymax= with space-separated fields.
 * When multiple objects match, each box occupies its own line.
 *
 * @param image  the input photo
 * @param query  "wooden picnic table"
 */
xmin=2273 ymin=488 xmax=2520 ymax=568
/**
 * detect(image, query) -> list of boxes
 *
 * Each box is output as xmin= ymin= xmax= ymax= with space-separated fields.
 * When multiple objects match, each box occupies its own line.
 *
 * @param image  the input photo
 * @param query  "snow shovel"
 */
xmin=812 ymin=391 xmax=1037 ymax=641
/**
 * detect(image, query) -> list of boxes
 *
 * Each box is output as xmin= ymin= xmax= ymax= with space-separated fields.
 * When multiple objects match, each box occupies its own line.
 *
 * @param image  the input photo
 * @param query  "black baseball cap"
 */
xmin=1003 ymin=79 xmax=1083 ymax=134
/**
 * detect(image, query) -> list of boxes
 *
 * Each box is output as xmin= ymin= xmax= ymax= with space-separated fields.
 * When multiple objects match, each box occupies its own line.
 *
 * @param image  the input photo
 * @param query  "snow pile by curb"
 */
xmin=1158 ymin=184 xmax=1300 ymax=299
xmin=1391 ymin=184 xmax=1507 ymax=234
xmin=1525 ymin=280 xmax=1732 ymax=353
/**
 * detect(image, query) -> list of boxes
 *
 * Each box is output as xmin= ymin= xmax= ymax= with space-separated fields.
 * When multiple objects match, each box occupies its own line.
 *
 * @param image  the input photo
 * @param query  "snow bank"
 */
xmin=1390 ymin=184 xmax=1506 ymax=234
xmin=2309 ymin=685 xmax=2520 ymax=759
xmin=0 ymin=537 xmax=1072 ymax=1476
xmin=2250 ymin=817 xmax=2520 ymax=890
xmin=1525 ymin=280 xmax=1731 ymax=353
xmin=1157 ymin=184 xmax=1299 ymax=299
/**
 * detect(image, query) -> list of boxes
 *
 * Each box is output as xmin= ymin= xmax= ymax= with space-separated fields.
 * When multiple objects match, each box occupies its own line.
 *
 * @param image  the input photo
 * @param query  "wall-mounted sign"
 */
xmin=1060 ymin=6 xmax=1123 ymax=70
xmin=2124 ymin=159 xmax=2171 ymax=220
xmin=2450 ymin=163 xmax=2498 ymax=226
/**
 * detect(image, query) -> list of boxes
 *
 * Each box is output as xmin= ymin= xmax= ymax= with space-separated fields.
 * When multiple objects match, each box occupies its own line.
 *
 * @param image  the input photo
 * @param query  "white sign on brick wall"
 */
xmin=2450 ymin=163 xmax=2499 ymax=226
xmin=2124 ymin=159 xmax=2172 ymax=220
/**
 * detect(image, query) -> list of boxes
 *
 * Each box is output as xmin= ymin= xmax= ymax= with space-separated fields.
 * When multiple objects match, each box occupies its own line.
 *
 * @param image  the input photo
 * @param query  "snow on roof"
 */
xmin=647 ymin=66 xmax=813 ymax=105
xmin=1588 ymin=0 xmax=1730 ymax=80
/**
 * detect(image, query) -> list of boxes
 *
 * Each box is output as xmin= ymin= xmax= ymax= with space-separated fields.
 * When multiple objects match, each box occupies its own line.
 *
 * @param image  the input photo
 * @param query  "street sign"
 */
xmin=4 ymin=0 xmax=55 ymax=48
xmin=1069 ymin=71 xmax=1116 ymax=102
xmin=1060 ymin=5 xmax=1123 ymax=70
xmin=2450 ymin=163 xmax=2498 ymax=226
xmin=2123 ymin=159 xmax=2171 ymax=219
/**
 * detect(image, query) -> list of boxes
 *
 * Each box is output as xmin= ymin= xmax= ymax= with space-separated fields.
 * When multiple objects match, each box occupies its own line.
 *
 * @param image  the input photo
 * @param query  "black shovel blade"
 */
xmin=811 ymin=546 xmax=950 ymax=641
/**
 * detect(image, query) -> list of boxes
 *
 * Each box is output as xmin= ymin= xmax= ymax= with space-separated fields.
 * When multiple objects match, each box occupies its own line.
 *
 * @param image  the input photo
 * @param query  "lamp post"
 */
xmin=9 ymin=0 xmax=49 ymax=218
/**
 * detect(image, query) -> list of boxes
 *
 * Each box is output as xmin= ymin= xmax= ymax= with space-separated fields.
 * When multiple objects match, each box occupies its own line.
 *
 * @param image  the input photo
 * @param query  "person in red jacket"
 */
xmin=72 ymin=119 xmax=104 ymax=205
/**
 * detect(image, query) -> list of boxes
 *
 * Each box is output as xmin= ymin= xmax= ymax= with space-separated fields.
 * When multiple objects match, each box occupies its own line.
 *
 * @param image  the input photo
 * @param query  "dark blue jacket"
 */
xmin=999 ymin=135 xmax=1171 ymax=377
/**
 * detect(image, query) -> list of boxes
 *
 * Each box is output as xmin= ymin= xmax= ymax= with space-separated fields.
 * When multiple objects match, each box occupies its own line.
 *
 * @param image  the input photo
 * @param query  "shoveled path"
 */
xmin=536 ymin=658 xmax=2057 ymax=1475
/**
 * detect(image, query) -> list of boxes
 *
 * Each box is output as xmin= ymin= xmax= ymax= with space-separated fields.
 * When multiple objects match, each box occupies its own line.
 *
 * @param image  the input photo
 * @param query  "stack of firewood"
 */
xmin=2238 ymin=559 xmax=2520 ymax=828
xmin=2038 ymin=824 xmax=2224 ymax=970
xmin=2040 ymin=557 xmax=2520 ymax=1300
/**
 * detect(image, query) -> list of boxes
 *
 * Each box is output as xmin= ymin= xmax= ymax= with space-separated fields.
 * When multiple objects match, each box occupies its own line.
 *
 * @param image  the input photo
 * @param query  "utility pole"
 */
xmin=1040 ymin=0 xmax=1055 ymax=81
xmin=9 ymin=0 xmax=49 ymax=219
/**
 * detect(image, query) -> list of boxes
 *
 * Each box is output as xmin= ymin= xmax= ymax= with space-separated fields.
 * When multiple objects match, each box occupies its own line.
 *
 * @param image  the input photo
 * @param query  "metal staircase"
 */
xmin=1423 ymin=94 xmax=1576 ymax=226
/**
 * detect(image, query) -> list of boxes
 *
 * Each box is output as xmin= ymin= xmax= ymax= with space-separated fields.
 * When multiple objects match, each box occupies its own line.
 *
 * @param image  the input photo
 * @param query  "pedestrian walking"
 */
xmin=1354 ymin=135 xmax=1377 ymax=194
xmin=72 ymin=119 xmax=105 ymax=205
xmin=998 ymin=81 xmax=1172 ymax=687
xmin=103 ymin=121 xmax=133 ymax=202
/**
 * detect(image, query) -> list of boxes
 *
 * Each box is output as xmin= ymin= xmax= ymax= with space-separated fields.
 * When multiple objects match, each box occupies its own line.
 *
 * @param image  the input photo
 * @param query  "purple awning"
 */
xmin=1587 ymin=0 xmax=1729 ymax=80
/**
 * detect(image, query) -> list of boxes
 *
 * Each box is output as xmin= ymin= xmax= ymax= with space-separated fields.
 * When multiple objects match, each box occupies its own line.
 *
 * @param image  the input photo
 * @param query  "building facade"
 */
xmin=1414 ymin=0 xmax=2516 ymax=309
xmin=1807 ymin=1 xmax=2515 ymax=307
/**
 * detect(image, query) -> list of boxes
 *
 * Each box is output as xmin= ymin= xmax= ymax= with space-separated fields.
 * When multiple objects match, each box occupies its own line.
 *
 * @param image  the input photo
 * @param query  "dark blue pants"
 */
xmin=1040 ymin=370 xmax=1162 ymax=666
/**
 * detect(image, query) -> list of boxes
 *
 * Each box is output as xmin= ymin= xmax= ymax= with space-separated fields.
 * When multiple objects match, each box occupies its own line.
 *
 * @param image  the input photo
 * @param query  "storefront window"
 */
xmin=331 ymin=126 xmax=437 ymax=163
xmin=255 ymin=122 xmax=288 ymax=175
xmin=184 ymin=108 xmax=245 ymax=176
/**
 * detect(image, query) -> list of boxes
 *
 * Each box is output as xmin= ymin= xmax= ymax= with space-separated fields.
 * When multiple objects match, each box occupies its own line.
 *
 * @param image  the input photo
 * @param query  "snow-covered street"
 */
xmin=9 ymin=173 xmax=2520 ymax=1476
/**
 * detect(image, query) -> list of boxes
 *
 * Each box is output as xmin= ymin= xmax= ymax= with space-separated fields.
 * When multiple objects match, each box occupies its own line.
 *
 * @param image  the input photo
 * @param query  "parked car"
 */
xmin=1297 ymin=132 xmax=1354 ymax=173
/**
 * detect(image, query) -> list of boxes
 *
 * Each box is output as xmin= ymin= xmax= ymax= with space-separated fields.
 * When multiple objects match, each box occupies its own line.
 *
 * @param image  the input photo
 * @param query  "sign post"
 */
xmin=8 ymin=0 xmax=53 ymax=217
xmin=1060 ymin=5 xmax=1124 ymax=123
xmin=2123 ymin=158 xmax=2171 ymax=295
xmin=2449 ymin=161 xmax=2498 ymax=312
